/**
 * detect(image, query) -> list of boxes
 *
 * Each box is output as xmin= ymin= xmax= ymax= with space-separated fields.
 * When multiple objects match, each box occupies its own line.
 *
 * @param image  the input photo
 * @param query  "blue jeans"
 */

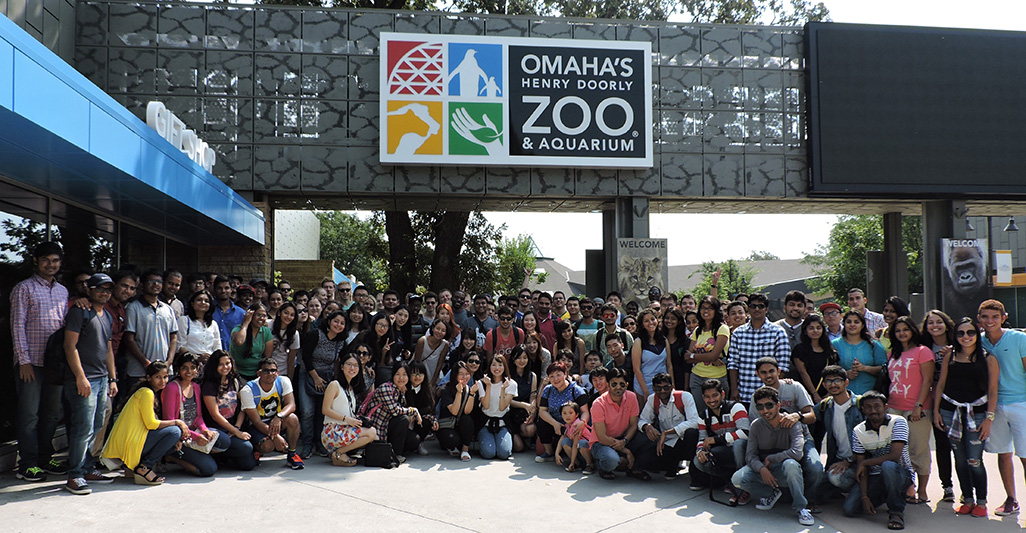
xmin=692 ymin=438 xmax=747 ymax=479
xmin=477 ymin=426 xmax=512 ymax=459
xmin=64 ymin=377 xmax=108 ymax=478
xmin=941 ymin=408 xmax=988 ymax=504
xmin=177 ymin=430 xmax=232 ymax=477
xmin=16 ymin=365 xmax=63 ymax=469
xmin=801 ymin=438 xmax=825 ymax=503
xmin=139 ymin=426 xmax=183 ymax=469
xmin=592 ymin=442 xmax=627 ymax=472
xmin=732 ymin=458 xmax=808 ymax=511
xmin=217 ymin=434 xmax=257 ymax=471
xmin=295 ymin=372 xmax=325 ymax=453
xmin=843 ymin=461 xmax=912 ymax=516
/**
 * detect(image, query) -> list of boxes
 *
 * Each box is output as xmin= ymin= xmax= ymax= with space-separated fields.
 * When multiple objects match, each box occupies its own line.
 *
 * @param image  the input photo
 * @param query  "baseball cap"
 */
xmin=87 ymin=273 xmax=114 ymax=288
xmin=237 ymin=284 xmax=255 ymax=295
xmin=818 ymin=302 xmax=842 ymax=314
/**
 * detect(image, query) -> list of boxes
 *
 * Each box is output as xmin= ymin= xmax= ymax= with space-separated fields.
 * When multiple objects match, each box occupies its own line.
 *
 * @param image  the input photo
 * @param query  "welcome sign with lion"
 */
xmin=616 ymin=238 xmax=669 ymax=306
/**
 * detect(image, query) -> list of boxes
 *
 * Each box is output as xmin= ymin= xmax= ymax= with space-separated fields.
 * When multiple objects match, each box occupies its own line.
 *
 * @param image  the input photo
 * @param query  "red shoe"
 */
xmin=971 ymin=505 xmax=988 ymax=518
xmin=955 ymin=503 xmax=974 ymax=515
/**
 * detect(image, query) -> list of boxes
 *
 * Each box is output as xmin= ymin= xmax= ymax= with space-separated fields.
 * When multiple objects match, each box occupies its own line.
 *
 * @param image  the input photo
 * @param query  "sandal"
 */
xmin=133 ymin=464 xmax=165 ymax=486
xmin=331 ymin=451 xmax=357 ymax=467
xmin=627 ymin=469 xmax=652 ymax=481
xmin=888 ymin=513 xmax=905 ymax=530
xmin=599 ymin=470 xmax=616 ymax=480
xmin=905 ymin=496 xmax=929 ymax=505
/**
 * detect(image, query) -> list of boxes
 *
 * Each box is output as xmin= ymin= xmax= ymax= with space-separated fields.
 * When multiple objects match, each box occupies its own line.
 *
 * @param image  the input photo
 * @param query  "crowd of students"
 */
xmin=10 ymin=241 xmax=1026 ymax=530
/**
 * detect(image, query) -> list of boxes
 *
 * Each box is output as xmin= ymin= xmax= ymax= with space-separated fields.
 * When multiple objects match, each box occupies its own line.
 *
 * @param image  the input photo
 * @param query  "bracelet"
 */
xmin=987 ymin=411 xmax=996 ymax=421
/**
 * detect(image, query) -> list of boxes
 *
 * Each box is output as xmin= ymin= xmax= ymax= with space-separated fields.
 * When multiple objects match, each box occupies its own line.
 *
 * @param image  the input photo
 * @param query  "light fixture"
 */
xmin=1004 ymin=217 xmax=1018 ymax=232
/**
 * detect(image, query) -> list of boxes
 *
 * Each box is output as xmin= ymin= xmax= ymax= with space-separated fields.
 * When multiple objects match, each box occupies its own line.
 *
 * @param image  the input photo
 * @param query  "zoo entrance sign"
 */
xmin=380 ymin=32 xmax=653 ymax=168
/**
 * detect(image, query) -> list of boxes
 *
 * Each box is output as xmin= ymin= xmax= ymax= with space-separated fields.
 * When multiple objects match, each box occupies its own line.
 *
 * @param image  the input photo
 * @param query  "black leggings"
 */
xmin=387 ymin=415 xmax=420 ymax=456
xmin=932 ymin=421 xmax=953 ymax=488
xmin=437 ymin=416 xmax=475 ymax=451
xmin=536 ymin=418 xmax=562 ymax=445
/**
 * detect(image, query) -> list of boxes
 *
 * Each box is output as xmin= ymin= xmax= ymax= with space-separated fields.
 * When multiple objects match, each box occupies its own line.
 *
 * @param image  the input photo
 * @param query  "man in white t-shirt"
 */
xmin=240 ymin=358 xmax=303 ymax=469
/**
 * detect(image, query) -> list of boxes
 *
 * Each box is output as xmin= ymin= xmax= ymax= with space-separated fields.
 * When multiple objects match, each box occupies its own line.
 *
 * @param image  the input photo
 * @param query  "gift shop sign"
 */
xmin=380 ymin=32 xmax=652 ymax=168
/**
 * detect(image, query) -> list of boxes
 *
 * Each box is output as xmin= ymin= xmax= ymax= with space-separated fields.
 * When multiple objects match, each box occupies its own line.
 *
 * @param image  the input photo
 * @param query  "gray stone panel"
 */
xmin=743 ymin=68 xmax=782 ymax=111
xmin=575 ymin=168 xmax=618 ymax=196
xmin=302 ymin=54 xmax=348 ymax=100
xmin=347 ymin=146 xmax=394 ymax=193
xmin=206 ymin=8 xmax=253 ymax=51
xmin=658 ymin=66 xmax=702 ymax=109
xmin=211 ymin=143 xmax=253 ymax=190
xmin=255 ymin=53 xmax=301 ymax=97
xmin=440 ymin=15 xmax=485 ymax=36
xmin=745 ymin=154 xmax=785 ymax=197
xmin=109 ymin=47 xmax=155 ymax=94
xmin=781 ymin=29 xmax=803 ymax=70
xmin=529 ymin=19 xmax=570 ymax=39
xmin=396 ymin=165 xmax=440 ymax=194
xmin=661 ymin=152 xmax=703 ymax=197
xmin=619 ymin=152 xmax=661 ymax=196
xmin=486 ymin=166 xmax=531 ymax=196
xmin=302 ymin=11 xmax=348 ymax=54
xmin=394 ymin=11 xmax=439 ymax=34
xmin=302 ymin=146 xmax=348 ymax=192
xmin=704 ymin=110 xmax=746 ymax=153
xmin=206 ymin=51 xmax=253 ymax=96
xmin=255 ymin=9 xmax=301 ymax=52
xmin=157 ymin=5 xmax=204 ymax=48
xmin=348 ymin=101 xmax=378 ymax=144
xmin=659 ymin=25 xmax=702 ymax=67
xmin=348 ymin=55 xmax=379 ymax=101
xmin=253 ymin=145 xmax=302 ymax=190
xmin=76 ymin=2 xmax=107 ymax=47
xmin=203 ymin=97 xmax=253 ymax=144
xmin=744 ymin=112 xmax=784 ymax=153
xmin=75 ymin=46 xmax=107 ymax=91
xmin=302 ymin=99 xmax=347 ymax=144
xmin=532 ymin=167 xmax=574 ymax=196
xmin=486 ymin=16 xmax=529 ymax=37
xmin=571 ymin=21 xmax=614 ymax=41
xmin=703 ymin=68 xmax=744 ymax=110
xmin=349 ymin=12 xmax=392 ymax=55
xmin=701 ymin=27 xmax=741 ymax=68
xmin=109 ymin=2 xmax=154 ymax=47
xmin=704 ymin=154 xmax=744 ymax=196
xmin=741 ymin=28 xmax=783 ymax=69
xmin=156 ymin=49 xmax=203 ymax=94
xmin=785 ymin=155 xmax=808 ymax=197
xmin=254 ymin=99 xmax=302 ymax=143
xmin=442 ymin=166 xmax=486 ymax=195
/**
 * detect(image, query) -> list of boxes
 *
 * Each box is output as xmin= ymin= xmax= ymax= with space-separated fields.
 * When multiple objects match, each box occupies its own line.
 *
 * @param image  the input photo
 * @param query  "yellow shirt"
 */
xmin=690 ymin=324 xmax=731 ymax=379
xmin=102 ymin=387 xmax=161 ymax=469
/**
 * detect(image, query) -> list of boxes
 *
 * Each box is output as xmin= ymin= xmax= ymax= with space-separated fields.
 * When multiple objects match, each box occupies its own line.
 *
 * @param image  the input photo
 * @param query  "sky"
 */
xmin=484 ymin=0 xmax=1026 ymax=271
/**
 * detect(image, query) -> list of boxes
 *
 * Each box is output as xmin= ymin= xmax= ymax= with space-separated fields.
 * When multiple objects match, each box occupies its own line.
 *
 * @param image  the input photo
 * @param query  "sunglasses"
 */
xmin=467 ymin=359 xmax=481 ymax=364
xmin=956 ymin=329 xmax=978 ymax=338
xmin=355 ymin=351 xmax=370 ymax=356
xmin=749 ymin=304 xmax=767 ymax=310
xmin=258 ymin=368 xmax=279 ymax=374
xmin=652 ymin=384 xmax=673 ymax=391
xmin=754 ymin=401 xmax=777 ymax=411
xmin=609 ymin=382 xmax=628 ymax=389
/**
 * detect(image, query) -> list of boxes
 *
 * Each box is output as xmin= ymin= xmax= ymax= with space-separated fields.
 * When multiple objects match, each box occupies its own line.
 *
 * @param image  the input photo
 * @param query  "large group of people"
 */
xmin=10 ymin=241 xmax=1026 ymax=530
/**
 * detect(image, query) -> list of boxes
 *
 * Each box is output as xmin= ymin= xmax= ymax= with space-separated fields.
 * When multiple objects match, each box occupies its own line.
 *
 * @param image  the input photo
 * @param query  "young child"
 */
xmin=554 ymin=401 xmax=594 ymax=474
xmin=577 ymin=350 xmax=603 ymax=392
xmin=556 ymin=349 xmax=579 ymax=383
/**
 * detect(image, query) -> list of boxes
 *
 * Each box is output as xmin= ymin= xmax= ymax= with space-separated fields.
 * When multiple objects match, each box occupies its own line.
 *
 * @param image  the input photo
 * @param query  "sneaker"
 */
xmin=534 ymin=453 xmax=554 ymax=463
xmin=582 ymin=464 xmax=596 ymax=475
xmin=84 ymin=470 xmax=115 ymax=484
xmin=16 ymin=466 xmax=46 ymax=482
xmin=689 ymin=480 xmax=706 ymax=491
xmin=64 ymin=478 xmax=91 ymax=495
xmin=395 ymin=455 xmax=407 ymax=464
xmin=943 ymin=486 xmax=955 ymax=502
xmin=416 ymin=444 xmax=430 ymax=456
xmin=755 ymin=488 xmax=783 ymax=511
xmin=664 ymin=468 xmax=679 ymax=480
xmin=448 ymin=448 xmax=460 ymax=457
xmin=286 ymin=452 xmax=305 ymax=470
xmin=971 ymin=505 xmax=988 ymax=518
xmin=956 ymin=503 xmax=975 ymax=515
xmin=995 ymin=499 xmax=1020 ymax=516
xmin=43 ymin=459 xmax=69 ymax=476
xmin=797 ymin=508 xmax=815 ymax=526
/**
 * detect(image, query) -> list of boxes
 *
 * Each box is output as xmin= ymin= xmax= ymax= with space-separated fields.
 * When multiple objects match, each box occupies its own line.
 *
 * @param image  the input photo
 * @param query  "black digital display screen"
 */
xmin=805 ymin=22 xmax=1026 ymax=197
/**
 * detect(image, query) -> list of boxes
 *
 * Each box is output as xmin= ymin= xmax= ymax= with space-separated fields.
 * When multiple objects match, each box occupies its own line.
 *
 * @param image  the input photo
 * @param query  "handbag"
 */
xmin=437 ymin=386 xmax=471 ymax=430
xmin=186 ymin=437 xmax=217 ymax=454
xmin=486 ymin=417 xmax=503 ymax=434
xmin=873 ymin=360 xmax=892 ymax=398
xmin=364 ymin=441 xmax=397 ymax=468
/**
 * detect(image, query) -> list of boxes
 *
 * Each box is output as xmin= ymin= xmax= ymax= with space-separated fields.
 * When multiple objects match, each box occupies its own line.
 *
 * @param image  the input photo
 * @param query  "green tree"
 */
xmin=0 ymin=219 xmax=55 ymax=266
xmin=678 ymin=0 xmax=829 ymax=24
xmin=746 ymin=250 xmax=780 ymax=261
xmin=803 ymin=215 xmax=923 ymax=301
xmin=317 ymin=212 xmax=389 ymax=291
xmin=686 ymin=259 xmax=758 ymax=300
xmin=494 ymin=235 xmax=538 ymax=296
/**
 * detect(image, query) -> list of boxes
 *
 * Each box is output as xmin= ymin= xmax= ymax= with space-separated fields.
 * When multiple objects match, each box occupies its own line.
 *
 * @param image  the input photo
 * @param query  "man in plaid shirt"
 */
xmin=727 ymin=293 xmax=790 ymax=404
xmin=11 ymin=242 xmax=69 ymax=482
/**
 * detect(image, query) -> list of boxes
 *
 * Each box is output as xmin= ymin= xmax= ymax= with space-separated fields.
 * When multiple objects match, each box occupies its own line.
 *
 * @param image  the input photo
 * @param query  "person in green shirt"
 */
xmin=231 ymin=304 xmax=274 ymax=380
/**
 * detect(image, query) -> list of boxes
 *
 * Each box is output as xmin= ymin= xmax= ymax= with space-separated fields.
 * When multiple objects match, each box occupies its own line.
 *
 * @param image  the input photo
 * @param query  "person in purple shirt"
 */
xmin=12 ymin=241 xmax=69 ymax=482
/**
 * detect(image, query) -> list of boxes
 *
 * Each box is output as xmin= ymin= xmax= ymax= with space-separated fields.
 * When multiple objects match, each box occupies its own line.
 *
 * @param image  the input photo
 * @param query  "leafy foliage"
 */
xmin=803 ymin=215 xmax=923 ymax=301
xmin=494 ymin=235 xmax=538 ymax=297
xmin=317 ymin=212 xmax=389 ymax=291
xmin=685 ymin=259 xmax=759 ymax=301
xmin=746 ymin=250 xmax=780 ymax=261
xmin=678 ymin=0 xmax=829 ymax=24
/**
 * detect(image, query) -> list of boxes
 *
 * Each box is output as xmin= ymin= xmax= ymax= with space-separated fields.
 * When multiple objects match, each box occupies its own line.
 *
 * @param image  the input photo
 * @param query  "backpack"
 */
xmin=43 ymin=308 xmax=97 ymax=386
xmin=490 ymin=327 xmax=522 ymax=353
xmin=655 ymin=390 xmax=686 ymax=423
xmin=247 ymin=377 xmax=284 ymax=415
xmin=595 ymin=327 xmax=630 ymax=354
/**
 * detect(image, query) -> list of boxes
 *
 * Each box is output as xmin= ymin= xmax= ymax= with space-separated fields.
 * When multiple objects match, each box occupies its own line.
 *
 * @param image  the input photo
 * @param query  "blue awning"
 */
xmin=0 ymin=14 xmax=264 ymax=245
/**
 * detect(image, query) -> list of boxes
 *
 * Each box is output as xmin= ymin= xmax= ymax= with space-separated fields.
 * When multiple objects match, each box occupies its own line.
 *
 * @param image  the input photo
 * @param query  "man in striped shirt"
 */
xmin=12 ymin=241 xmax=69 ymax=482
xmin=843 ymin=390 xmax=914 ymax=530
xmin=691 ymin=378 xmax=750 ymax=499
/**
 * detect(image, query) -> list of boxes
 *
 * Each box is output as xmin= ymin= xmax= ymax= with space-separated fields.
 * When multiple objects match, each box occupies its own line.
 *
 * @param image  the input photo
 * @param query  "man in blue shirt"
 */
xmin=978 ymin=299 xmax=1026 ymax=517
xmin=212 ymin=276 xmax=245 ymax=351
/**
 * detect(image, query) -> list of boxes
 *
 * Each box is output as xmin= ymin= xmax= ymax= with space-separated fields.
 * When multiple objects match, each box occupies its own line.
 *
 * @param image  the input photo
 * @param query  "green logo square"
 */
xmin=448 ymin=102 xmax=504 ymax=156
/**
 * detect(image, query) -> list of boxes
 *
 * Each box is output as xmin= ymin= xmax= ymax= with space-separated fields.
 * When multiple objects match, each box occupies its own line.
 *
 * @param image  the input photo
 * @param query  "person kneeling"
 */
xmin=631 ymin=372 xmax=700 ymax=480
xmin=692 ymin=378 xmax=750 ymax=504
xmin=731 ymin=386 xmax=815 ymax=527
xmin=590 ymin=368 xmax=643 ymax=480
xmin=843 ymin=390 xmax=914 ymax=530
xmin=240 ymin=358 xmax=304 ymax=469
xmin=321 ymin=353 xmax=377 ymax=466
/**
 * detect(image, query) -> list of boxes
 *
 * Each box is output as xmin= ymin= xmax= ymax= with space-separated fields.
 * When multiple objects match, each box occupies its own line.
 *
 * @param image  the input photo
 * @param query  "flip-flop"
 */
xmin=905 ymin=496 xmax=929 ymax=505
xmin=888 ymin=513 xmax=905 ymax=530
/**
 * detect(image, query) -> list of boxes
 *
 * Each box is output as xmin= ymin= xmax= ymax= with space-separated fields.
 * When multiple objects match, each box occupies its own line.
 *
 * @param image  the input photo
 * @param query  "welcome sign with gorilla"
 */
xmin=941 ymin=239 xmax=989 ymax=321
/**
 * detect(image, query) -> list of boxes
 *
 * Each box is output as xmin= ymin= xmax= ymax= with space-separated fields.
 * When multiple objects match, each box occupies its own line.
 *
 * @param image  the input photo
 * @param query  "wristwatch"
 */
xmin=987 ymin=411 xmax=996 ymax=421
xmin=108 ymin=377 xmax=117 ymax=384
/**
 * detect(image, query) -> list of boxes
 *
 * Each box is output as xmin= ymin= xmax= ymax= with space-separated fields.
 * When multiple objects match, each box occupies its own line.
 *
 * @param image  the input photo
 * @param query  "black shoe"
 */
xmin=43 ymin=458 xmax=69 ymax=476
xmin=599 ymin=470 xmax=616 ymax=480
xmin=16 ymin=466 xmax=46 ymax=482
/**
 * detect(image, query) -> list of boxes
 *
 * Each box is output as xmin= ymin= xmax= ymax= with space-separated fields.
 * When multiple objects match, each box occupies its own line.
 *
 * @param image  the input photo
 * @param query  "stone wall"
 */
xmin=198 ymin=201 xmax=272 ymax=280
xmin=276 ymin=259 xmax=334 ymax=293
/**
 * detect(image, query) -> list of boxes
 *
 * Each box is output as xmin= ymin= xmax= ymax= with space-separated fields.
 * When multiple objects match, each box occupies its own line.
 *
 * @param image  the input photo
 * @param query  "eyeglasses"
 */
xmin=609 ymin=382 xmax=628 ymax=389
xmin=343 ymin=361 xmax=360 ymax=369
xmin=823 ymin=378 xmax=846 ymax=385
xmin=145 ymin=279 xmax=163 ymax=285
xmin=754 ymin=401 xmax=777 ymax=411
xmin=956 ymin=329 xmax=978 ymax=338
xmin=749 ymin=304 xmax=767 ymax=310
xmin=258 ymin=368 xmax=279 ymax=374
xmin=652 ymin=384 xmax=673 ymax=391
xmin=823 ymin=310 xmax=840 ymax=316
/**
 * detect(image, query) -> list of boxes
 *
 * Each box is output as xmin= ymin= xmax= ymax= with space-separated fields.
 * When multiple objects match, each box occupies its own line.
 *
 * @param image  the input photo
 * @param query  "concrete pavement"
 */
xmin=1 ymin=447 xmax=1024 ymax=532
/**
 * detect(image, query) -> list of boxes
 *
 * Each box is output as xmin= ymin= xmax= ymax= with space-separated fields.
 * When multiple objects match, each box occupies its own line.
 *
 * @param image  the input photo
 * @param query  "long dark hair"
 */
xmin=636 ymin=309 xmax=666 ymax=345
xmin=800 ymin=315 xmax=837 ymax=358
xmin=444 ymin=361 xmax=472 ymax=397
xmin=336 ymin=352 xmax=366 ymax=396
xmin=203 ymin=350 xmax=242 ymax=397
xmin=695 ymin=296 xmax=724 ymax=338
xmin=352 ymin=312 xmax=396 ymax=365
xmin=392 ymin=304 xmax=413 ymax=351
xmin=319 ymin=309 xmax=347 ymax=337
xmin=955 ymin=317 xmax=986 ymax=363
xmin=660 ymin=307 xmax=687 ymax=341
xmin=130 ymin=360 xmax=169 ymax=398
xmin=842 ymin=310 xmax=874 ymax=344
xmin=185 ymin=289 xmax=215 ymax=325
xmin=272 ymin=301 xmax=299 ymax=347
xmin=347 ymin=304 xmax=370 ymax=333
xmin=921 ymin=309 xmax=956 ymax=348
xmin=883 ymin=296 xmax=911 ymax=321
xmin=243 ymin=303 xmax=266 ymax=358
xmin=888 ymin=316 xmax=923 ymax=359
xmin=554 ymin=320 xmax=581 ymax=353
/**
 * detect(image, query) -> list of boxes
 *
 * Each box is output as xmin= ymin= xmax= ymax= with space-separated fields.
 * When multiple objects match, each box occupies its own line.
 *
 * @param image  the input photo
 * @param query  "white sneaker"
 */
xmin=797 ymin=508 xmax=814 ymax=526
xmin=755 ymin=488 xmax=783 ymax=511
xmin=416 ymin=444 xmax=430 ymax=456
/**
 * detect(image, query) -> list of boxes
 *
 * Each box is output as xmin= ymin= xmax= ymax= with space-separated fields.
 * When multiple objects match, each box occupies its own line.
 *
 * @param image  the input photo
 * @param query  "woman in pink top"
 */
xmin=162 ymin=353 xmax=225 ymax=477
xmin=886 ymin=316 xmax=936 ymax=504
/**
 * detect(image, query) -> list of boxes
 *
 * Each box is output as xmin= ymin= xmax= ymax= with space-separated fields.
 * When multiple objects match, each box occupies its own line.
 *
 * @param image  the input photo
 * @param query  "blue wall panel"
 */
xmin=89 ymin=103 xmax=143 ymax=178
xmin=13 ymin=50 xmax=89 ymax=150
xmin=0 ymin=37 xmax=12 ymax=109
